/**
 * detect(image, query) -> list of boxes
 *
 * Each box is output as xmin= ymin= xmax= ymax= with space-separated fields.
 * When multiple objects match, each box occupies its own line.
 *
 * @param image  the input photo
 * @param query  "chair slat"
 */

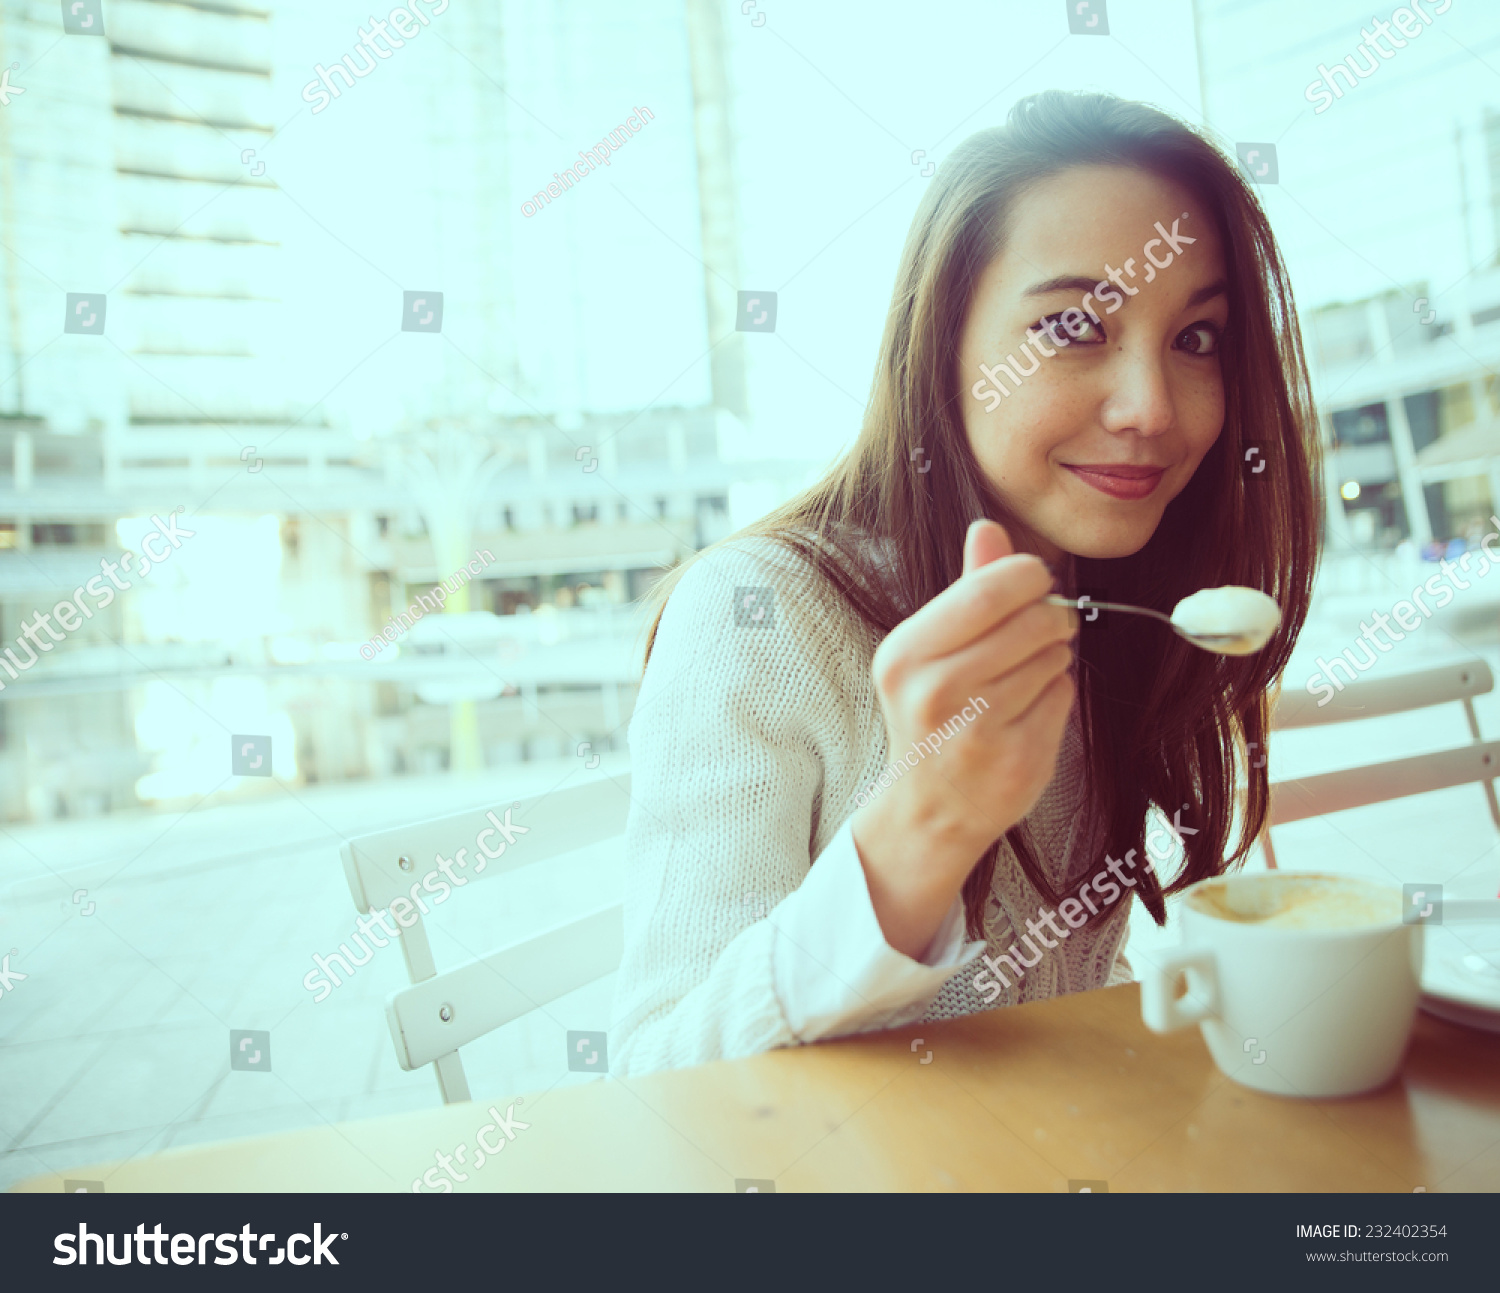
xmin=385 ymin=904 xmax=624 ymax=1071
xmin=341 ymin=772 xmax=632 ymax=912
xmin=1270 ymin=742 xmax=1500 ymax=826
xmin=1273 ymin=660 xmax=1493 ymax=730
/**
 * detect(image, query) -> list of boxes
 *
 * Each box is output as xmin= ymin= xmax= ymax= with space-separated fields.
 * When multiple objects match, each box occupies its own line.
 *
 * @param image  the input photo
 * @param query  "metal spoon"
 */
xmin=1043 ymin=594 xmax=1261 ymax=654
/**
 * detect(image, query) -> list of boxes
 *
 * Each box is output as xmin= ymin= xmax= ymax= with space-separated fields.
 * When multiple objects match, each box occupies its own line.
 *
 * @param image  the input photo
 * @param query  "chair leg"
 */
xmin=1260 ymin=828 xmax=1279 ymax=870
xmin=1482 ymin=778 xmax=1500 ymax=834
xmin=1462 ymin=700 xmax=1500 ymax=831
xmin=433 ymin=1051 xmax=472 ymax=1105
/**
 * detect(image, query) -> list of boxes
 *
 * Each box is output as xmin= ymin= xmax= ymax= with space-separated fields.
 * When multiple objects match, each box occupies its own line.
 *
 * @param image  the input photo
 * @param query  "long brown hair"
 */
xmin=642 ymin=91 xmax=1321 ymax=938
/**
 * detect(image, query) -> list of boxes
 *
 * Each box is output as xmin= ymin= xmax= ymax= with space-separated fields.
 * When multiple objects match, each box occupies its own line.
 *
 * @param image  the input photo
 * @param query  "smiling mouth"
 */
xmin=1062 ymin=463 xmax=1166 ymax=500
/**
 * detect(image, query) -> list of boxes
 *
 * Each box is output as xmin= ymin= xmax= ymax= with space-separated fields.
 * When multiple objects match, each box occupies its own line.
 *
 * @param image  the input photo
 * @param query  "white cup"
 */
xmin=1140 ymin=871 xmax=1423 ymax=1097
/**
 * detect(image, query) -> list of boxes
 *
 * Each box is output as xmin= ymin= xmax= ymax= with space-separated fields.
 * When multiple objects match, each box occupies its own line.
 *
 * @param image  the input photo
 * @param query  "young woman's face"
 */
xmin=957 ymin=164 xmax=1228 ymax=565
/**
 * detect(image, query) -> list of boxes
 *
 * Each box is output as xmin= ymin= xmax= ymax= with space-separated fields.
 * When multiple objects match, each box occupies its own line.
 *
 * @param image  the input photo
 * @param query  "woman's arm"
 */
xmin=608 ymin=539 xmax=986 ymax=1076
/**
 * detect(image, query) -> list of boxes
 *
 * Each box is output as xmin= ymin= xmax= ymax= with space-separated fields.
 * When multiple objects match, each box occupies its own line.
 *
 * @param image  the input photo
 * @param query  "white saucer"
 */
xmin=1420 ymin=922 xmax=1500 ymax=1034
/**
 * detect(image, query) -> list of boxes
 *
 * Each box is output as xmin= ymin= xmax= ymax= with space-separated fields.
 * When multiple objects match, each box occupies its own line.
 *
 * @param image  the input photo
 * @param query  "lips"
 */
xmin=1063 ymin=463 xmax=1166 ymax=501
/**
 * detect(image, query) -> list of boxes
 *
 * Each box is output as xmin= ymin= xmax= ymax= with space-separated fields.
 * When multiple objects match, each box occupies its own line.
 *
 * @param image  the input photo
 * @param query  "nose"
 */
xmin=1098 ymin=348 xmax=1175 ymax=440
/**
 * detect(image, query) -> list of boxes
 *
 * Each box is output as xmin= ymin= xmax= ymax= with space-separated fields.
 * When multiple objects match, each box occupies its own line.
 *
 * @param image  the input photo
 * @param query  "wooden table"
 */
xmin=14 ymin=985 xmax=1500 ymax=1192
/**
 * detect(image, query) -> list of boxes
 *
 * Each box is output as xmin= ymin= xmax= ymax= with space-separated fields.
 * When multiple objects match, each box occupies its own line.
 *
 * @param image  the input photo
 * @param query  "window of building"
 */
xmin=31 ymin=523 xmax=106 ymax=546
xmin=1331 ymin=403 xmax=1389 ymax=448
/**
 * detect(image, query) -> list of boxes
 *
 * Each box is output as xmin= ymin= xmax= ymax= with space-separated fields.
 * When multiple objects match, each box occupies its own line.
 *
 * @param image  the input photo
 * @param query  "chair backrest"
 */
xmin=1272 ymin=658 xmax=1492 ymax=729
xmin=1261 ymin=660 xmax=1500 ymax=875
xmin=339 ymin=772 xmax=631 ymax=1103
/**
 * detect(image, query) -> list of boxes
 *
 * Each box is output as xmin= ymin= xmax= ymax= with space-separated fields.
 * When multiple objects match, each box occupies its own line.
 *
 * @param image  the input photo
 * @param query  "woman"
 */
xmin=608 ymin=90 xmax=1320 ymax=1076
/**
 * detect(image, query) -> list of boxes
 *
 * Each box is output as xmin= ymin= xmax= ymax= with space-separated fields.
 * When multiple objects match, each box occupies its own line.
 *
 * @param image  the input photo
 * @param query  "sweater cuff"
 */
xmin=769 ymin=816 xmax=986 ymax=1042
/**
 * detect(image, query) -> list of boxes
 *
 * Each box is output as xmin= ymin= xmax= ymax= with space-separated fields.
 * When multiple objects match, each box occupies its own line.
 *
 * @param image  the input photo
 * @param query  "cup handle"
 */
xmin=1140 ymin=946 xmax=1220 ymax=1032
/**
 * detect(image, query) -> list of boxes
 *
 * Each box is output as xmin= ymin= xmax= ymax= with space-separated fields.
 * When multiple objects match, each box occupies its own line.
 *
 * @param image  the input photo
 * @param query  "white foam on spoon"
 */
xmin=1170 ymin=585 xmax=1281 ymax=655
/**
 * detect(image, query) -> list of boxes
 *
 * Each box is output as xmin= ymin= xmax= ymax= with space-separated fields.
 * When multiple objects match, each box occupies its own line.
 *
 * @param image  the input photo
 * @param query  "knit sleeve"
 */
xmin=608 ymin=538 xmax=983 ymax=1077
xmin=1105 ymin=918 xmax=1134 ymax=985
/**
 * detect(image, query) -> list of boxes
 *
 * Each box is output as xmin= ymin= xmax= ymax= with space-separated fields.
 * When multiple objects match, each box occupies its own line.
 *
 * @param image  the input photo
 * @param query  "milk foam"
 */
xmin=1170 ymin=586 xmax=1281 ymax=654
xmin=1188 ymin=875 xmax=1401 ymax=930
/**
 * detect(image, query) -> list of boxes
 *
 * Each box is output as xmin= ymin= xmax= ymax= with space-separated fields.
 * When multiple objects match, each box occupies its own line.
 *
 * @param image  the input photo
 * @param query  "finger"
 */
xmin=1010 ymin=666 xmax=1076 ymax=741
xmin=945 ymin=598 xmax=1078 ymax=686
xmin=968 ymin=639 xmax=1074 ymax=727
xmin=962 ymin=518 xmax=1013 ymax=575
xmin=885 ymin=550 xmax=1054 ymax=665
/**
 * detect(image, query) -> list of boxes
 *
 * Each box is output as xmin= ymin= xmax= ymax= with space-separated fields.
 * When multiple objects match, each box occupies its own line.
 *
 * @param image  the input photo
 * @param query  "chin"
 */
xmin=1056 ymin=517 xmax=1161 ymax=561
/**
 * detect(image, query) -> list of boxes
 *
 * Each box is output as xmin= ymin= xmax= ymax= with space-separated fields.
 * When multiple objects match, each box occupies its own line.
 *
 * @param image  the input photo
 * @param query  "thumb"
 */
xmin=963 ymin=517 xmax=1014 ymax=574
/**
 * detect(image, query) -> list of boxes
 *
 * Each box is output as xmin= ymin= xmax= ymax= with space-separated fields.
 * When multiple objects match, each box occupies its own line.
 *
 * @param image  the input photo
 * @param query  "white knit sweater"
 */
xmin=608 ymin=533 xmax=1135 ymax=1076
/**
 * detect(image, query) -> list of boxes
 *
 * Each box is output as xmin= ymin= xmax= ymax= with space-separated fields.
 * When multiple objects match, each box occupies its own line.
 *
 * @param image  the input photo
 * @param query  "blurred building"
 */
xmin=1192 ymin=0 xmax=1500 ymax=556
xmin=1306 ymin=271 xmax=1500 ymax=551
xmin=0 ymin=0 xmax=807 ymax=820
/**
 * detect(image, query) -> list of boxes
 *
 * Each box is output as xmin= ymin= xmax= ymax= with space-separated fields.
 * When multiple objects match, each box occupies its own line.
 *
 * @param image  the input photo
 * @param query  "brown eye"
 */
xmin=1031 ymin=311 xmax=1104 ymax=347
xmin=1177 ymin=321 xmax=1221 ymax=355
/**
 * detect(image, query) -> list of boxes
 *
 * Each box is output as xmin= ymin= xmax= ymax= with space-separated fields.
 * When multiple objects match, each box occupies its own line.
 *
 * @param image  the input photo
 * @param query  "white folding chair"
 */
xmin=1259 ymin=660 xmax=1500 ymax=892
xmin=339 ymin=773 xmax=631 ymax=1104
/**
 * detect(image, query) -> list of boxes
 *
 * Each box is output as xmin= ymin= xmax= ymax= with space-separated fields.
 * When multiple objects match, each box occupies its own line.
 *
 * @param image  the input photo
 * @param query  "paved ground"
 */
xmin=4 ymin=549 xmax=1500 ymax=1191
xmin=0 ymin=755 xmax=629 ymax=1190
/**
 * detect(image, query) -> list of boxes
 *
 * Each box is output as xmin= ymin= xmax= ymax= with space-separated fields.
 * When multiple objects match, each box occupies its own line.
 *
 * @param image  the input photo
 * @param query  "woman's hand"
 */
xmin=850 ymin=518 xmax=1078 ymax=959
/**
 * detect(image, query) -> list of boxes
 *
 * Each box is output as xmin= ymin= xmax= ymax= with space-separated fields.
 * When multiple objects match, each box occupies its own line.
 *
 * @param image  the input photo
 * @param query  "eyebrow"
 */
xmin=1023 ymin=275 xmax=1228 ymax=309
xmin=1023 ymin=275 xmax=1102 ymax=297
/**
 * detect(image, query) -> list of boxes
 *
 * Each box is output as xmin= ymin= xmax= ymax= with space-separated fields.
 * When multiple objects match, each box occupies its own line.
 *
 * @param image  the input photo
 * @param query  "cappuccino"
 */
xmin=1145 ymin=870 xmax=1422 ymax=1096
xmin=1187 ymin=874 xmax=1400 ymax=931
